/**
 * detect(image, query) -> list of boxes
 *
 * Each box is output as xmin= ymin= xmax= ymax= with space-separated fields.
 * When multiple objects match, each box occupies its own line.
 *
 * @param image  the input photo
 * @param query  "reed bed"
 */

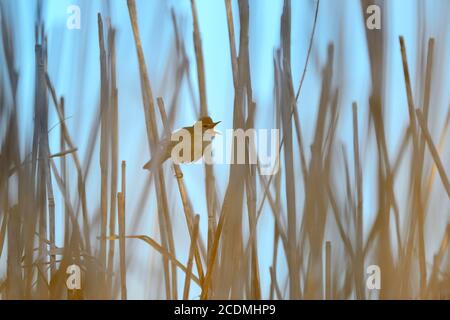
xmin=0 ymin=0 xmax=449 ymax=300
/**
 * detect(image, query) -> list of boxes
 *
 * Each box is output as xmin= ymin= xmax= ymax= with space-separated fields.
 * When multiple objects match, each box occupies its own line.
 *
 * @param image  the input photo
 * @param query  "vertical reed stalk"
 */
xmin=118 ymin=161 xmax=127 ymax=300
xmin=183 ymin=214 xmax=200 ymax=299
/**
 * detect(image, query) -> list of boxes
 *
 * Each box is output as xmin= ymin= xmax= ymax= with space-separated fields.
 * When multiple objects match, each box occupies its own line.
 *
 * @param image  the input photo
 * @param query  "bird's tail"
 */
xmin=143 ymin=146 xmax=171 ymax=171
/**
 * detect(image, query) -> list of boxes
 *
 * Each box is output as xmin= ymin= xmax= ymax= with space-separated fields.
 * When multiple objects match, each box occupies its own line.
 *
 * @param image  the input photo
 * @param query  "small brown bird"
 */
xmin=143 ymin=116 xmax=221 ymax=170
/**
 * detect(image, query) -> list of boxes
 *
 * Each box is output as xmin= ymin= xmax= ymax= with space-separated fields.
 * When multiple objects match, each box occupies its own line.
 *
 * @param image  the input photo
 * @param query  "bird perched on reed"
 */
xmin=143 ymin=116 xmax=221 ymax=170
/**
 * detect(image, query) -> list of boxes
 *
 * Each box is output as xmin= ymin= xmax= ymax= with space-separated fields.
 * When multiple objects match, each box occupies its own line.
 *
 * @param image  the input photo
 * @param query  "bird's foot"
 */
xmin=174 ymin=171 xmax=183 ymax=179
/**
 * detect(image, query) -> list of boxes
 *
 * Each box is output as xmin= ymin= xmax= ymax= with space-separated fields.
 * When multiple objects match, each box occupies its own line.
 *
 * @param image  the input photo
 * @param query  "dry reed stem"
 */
xmin=127 ymin=0 xmax=177 ymax=299
xmin=253 ymin=0 xmax=319 ymax=236
xmin=189 ymin=0 xmax=219 ymax=266
xmin=269 ymin=267 xmax=282 ymax=300
xmin=49 ymin=159 xmax=84 ymax=246
xmin=295 ymin=0 xmax=320 ymax=101
xmin=352 ymin=102 xmax=364 ymax=299
xmin=416 ymin=110 xmax=450 ymax=197
xmin=183 ymin=214 xmax=200 ymax=299
xmin=325 ymin=241 xmax=331 ymax=300
xmin=117 ymin=161 xmax=127 ymax=300
xmin=224 ymin=0 xmax=238 ymax=89
xmin=426 ymin=223 xmax=450 ymax=297
xmin=200 ymin=200 xmax=227 ymax=299
xmin=0 ymin=207 xmax=8 ymax=257
xmin=107 ymin=27 xmax=119 ymax=297
xmin=45 ymin=73 xmax=91 ymax=253
xmin=424 ymin=108 xmax=450 ymax=201
xmin=97 ymin=14 xmax=110 ymax=290
xmin=118 ymin=192 xmax=127 ymax=299
xmin=49 ymin=148 xmax=78 ymax=158
xmin=190 ymin=0 xmax=208 ymax=117
xmin=103 ymin=235 xmax=201 ymax=286
xmin=400 ymin=36 xmax=430 ymax=295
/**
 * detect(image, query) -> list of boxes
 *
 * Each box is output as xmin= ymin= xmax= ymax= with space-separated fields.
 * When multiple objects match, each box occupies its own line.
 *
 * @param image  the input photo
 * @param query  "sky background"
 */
xmin=1 ymin=0 xmax=449 ymax=299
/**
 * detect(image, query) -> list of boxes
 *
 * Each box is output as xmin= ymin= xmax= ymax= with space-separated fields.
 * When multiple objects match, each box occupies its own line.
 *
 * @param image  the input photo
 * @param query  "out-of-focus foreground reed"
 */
xmin=0 ymin=0 xmax=449 ymax=299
